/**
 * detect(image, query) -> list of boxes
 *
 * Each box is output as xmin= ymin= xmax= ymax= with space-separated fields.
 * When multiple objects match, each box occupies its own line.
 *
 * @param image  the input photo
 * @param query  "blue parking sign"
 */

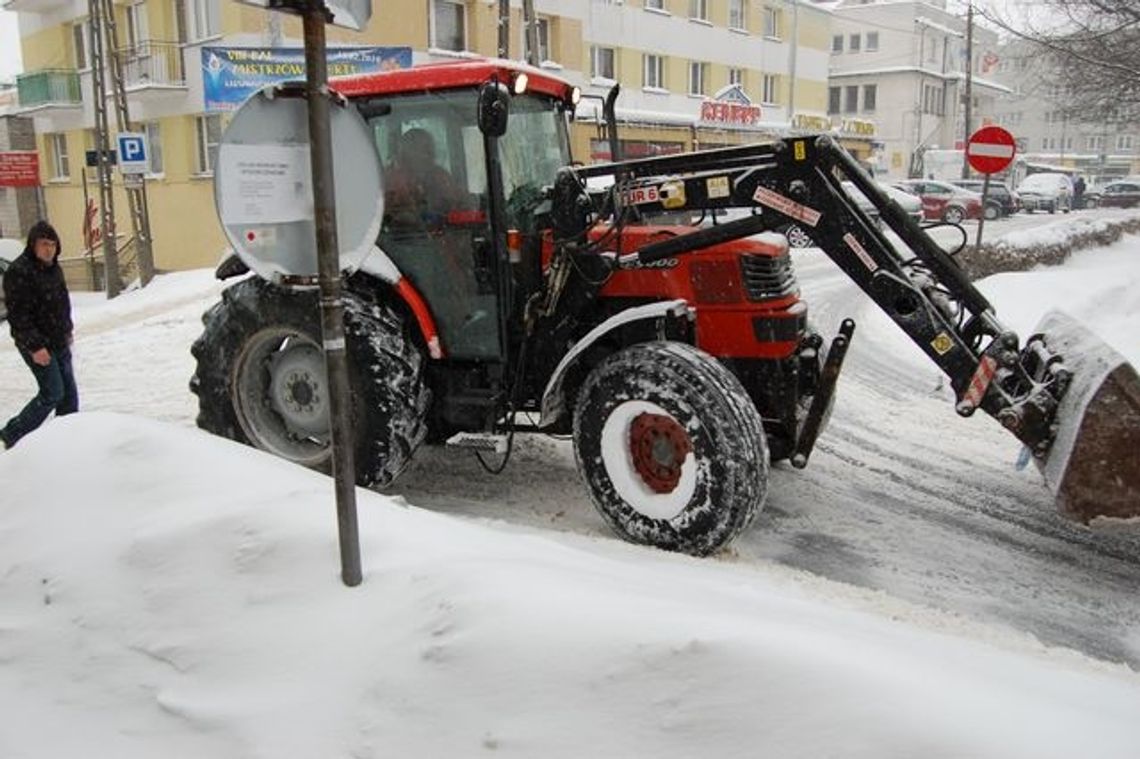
xmin=117 ymin=132 xmax=149 ymax=175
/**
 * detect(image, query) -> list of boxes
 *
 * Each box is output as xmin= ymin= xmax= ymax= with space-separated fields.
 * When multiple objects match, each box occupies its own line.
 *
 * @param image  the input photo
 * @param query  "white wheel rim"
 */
xmin=599 ymin=400 xmax=698 ymax=521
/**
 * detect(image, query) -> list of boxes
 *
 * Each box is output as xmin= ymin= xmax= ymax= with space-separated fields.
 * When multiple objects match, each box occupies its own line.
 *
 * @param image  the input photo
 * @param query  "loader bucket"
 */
xmin=1033 ymin=311 xmax=1140 ymax=523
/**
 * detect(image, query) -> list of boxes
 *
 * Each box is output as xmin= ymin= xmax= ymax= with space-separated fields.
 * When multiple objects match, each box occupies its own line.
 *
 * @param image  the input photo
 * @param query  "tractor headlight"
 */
xmin=570 ymin=87 xmax=581 ymax=105
xmin=513 ymin=73 xmax=529 ymax=95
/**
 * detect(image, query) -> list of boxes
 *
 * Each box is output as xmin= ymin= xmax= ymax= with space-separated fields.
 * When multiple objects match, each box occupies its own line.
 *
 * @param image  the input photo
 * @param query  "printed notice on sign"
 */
xmin=217 ymin=144 xmax=313 ymax=225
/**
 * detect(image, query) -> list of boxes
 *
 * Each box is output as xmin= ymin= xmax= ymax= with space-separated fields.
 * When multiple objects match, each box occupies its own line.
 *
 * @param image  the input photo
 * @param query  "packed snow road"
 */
xmin=0 ymin=212 xmax=1138 ymax=670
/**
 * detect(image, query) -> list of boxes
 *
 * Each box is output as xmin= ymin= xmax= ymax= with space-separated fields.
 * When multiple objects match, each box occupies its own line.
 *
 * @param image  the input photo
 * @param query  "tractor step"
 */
xmin=446 ymin=432 xmax=509 ymax=455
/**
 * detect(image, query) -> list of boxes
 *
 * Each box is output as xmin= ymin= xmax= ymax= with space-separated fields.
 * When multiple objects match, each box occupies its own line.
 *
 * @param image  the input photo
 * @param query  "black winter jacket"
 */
xmin=3 ymin=248 xmax=73 ymax=354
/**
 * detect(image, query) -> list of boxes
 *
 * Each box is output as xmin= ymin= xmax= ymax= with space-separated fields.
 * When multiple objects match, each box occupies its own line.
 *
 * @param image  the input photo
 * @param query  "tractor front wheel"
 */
xmin=572 ymin=341 xmax=769 ymax=556
xmin=190 ymin=277 xmax=429 ymax=487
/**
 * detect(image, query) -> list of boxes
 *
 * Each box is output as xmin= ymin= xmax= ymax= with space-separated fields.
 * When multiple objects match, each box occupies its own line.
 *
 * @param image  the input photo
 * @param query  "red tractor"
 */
xmin=193 ymin=60 xmax=1140 ymax=555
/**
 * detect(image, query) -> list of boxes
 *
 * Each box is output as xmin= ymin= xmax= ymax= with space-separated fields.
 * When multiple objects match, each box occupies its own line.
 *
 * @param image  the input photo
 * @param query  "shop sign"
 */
xmin=201 ymin=46 xmax=412 ymax=112
xmin=699 ymin=85 xmax=762 ymax=127
xmin=840 ymin=119 xmax=876 ymax=137
xmin=0 ymin=151 xmax=40 ymax=187
xmin=792 ymin=114 xmax=832 ymax=132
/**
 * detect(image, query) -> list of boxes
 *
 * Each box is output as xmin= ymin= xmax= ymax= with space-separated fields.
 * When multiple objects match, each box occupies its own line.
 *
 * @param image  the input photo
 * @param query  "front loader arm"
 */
xmin=552 ymin=134 xmax=1140 ymax=521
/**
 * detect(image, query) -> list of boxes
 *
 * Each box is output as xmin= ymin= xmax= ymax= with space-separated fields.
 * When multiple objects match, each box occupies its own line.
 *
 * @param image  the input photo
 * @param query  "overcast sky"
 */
xmin=1 ymin=10 xmax=22 ymax=83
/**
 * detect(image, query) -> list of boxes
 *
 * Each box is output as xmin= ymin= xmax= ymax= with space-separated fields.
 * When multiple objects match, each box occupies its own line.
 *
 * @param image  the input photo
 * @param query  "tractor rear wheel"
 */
xmin=572 ymin=341 xmax=769 ymax=556
xmin=190 ymin=277 xmax=429 ymax=487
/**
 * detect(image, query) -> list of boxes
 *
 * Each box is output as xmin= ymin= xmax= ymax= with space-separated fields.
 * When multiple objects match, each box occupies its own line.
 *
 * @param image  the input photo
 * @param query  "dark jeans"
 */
xmin=1 ymin=346 xmax=78 ymax=448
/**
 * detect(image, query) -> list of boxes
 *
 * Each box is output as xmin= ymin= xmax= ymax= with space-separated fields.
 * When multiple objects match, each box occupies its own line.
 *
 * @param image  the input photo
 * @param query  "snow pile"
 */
xmin=1 ymin=412 xmax=1139 ymax=758
xmin=961 ymin=211 xmax=1140 ymax=278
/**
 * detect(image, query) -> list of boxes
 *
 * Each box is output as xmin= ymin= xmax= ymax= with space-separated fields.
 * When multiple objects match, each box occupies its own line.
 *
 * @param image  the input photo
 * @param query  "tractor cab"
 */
xmin=350 ymin=66 xmax=575 ymax=362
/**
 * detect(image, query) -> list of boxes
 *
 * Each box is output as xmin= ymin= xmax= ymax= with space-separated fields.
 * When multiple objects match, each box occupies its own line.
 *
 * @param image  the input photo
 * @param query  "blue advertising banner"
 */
xmin=201 ymin=47 xmax=413 ymax=112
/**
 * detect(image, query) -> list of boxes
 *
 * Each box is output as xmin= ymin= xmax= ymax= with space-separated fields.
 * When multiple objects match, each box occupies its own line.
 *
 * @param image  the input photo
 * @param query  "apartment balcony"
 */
xmin=116 ymin=41 xmax=188 ymax=101
xmin=15 ymin=69 xmax=82 ymax=113
xmin=1 ymin=0 xmax=70 ymax=12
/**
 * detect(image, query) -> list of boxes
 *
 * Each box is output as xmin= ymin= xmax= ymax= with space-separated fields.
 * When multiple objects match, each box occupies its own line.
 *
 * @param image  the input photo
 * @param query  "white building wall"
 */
xmin=826 ymin=0 xmax=1004 ymax=177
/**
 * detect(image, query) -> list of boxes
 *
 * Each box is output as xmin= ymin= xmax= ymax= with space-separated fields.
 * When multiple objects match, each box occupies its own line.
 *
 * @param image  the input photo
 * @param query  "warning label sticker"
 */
xmin=842 ymin=233 xmax=878 ymax=272
xmin=931 ymin=333 xmax=955 ymax=355
xmin=753 ymin=186 xmax=822 ymax=227
xmin=706 ymin=176 xmax=731 ymax=199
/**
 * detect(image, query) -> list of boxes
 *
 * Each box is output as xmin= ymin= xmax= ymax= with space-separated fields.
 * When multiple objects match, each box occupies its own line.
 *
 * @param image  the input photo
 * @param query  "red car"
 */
xmin=891 ymin=179 xmax=984 ymax=223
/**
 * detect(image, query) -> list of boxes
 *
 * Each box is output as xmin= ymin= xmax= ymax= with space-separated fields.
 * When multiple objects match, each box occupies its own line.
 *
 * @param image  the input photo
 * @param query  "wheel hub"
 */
xmin=629 ymin=412 xmax=692 ymax=494
xmin=268 ymin=343 xmax=329 ymax=437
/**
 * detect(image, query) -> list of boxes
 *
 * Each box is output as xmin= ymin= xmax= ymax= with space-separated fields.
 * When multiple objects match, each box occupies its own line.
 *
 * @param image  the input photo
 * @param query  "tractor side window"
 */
xmin=364 ymin=90 xmax=501 ymax=360
xmin=461 ymin=126 xmax=488 ymax=194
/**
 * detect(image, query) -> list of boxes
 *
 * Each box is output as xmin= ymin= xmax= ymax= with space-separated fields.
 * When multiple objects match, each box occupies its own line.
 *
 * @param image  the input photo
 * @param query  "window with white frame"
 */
xmin=1117 ymin=135 xmax=1134 ymax=151
xmin=522 ymin=17 xmax=550 ymax=62
xmin=1065 ymin=136 xmax=1073 ymax=151
xmin=866 ymin=31 xmax=879 ymax=51
xmin=48 ymin=133 xmax=69 ymax=180
xmin=763 ymin=74 xmax=778 ymax=104
xmin=72 ymin=20 xmax=90 ymax=70
xmin=643 ymin=54 xmax=664 ymax=89
xmin=763 ymin=6 xmax=779 ymax=38
xmin=828 ymin=86 xmax=840 ymax=114
xmin=729 ymin=0 xmax=746 ymax=30
xmin=144 ymin=121 xmax=163 ymax=175
xmin=688 ymin=0 xmax=707 ymax=20
xmin=185 ymin=0 xmax=220 ymax=41
xmin=194 ymin=114 xmax=221 ymax=174
xmin=862 ymin=84 xmax=876 ymax=111
xmin=591 ymin=46 xmax=615 ymax=80
xmin=1087 ymin=135 xmax=1104 ymax=151
xmin=832 ymin=35 xmax=843 ymax=53
xmin=644 ymin=0 xmax=664 ymax=10
xmin=728 ymin=67 xmax=743 ymax=87
xmin=432 ymin=0 xmax=466 ymax=52
xmin=844 ymin=85 xmax=857 ymax=113
xmin=126 ymin=1 xmax=149 ymax=49
xmin=688 ymin=61 xmax=707 ymax=96
xmin=849 ymin=33 xmax=860 ymax=52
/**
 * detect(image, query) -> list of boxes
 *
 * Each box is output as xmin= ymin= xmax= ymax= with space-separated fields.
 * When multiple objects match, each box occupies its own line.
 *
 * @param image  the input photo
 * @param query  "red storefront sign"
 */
xmin=0 ymin=151 xmax=41 ymax=187
xmin=699 ymin=100 xmax=762 ymax=127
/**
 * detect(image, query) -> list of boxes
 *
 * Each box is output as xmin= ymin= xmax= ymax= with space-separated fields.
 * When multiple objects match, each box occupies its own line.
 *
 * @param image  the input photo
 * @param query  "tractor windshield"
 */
xmin=498 ymin=93 xmax=573 ymax=228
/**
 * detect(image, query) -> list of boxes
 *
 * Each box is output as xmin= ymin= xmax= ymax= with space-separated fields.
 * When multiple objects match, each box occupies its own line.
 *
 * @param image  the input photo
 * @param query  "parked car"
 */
xmin=1015 ymin=172 xmax=1073 ymax=214
xmin=950 ymin=179 xmax=1020 ymax=219
xmin=0 ymin=238 xmax=23 ymax=322
xmin=890 ymin=179 xmax=984 ymax=223
xmin=777 ymin=181 xmax=906 ymax=248
xmin=1095 ymin=180 xmax=1140 ymax=209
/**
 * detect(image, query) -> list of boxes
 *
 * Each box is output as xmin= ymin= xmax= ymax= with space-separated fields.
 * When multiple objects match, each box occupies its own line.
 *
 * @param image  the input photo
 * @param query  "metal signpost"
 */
xmin=966 ymin=125 xmax=1017 ymax=249
xmin=228 ymin=0 xmax=375 ymax=587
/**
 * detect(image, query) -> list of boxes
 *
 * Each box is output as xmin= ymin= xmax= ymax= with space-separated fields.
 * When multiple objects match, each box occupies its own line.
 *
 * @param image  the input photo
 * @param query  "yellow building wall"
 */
xmin=39 ymin=116 xmax=227 ymax=283
xmin=795 ymin=78 xmax=828 ymax=114
xmin=21 ymin=26 xmax=72 ymax=71
xmin=797 ymin=8 xmax=832 ymax=51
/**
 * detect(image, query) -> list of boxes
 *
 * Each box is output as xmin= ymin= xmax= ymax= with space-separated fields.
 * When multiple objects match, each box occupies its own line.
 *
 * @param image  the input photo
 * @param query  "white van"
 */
xmin=1016 ymin=173 xmax=1073 ymax=214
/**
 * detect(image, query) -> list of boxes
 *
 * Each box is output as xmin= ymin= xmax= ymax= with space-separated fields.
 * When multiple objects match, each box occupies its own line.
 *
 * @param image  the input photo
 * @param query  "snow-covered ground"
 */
xmin=1 ymin=214 xmax=1139 ymax=755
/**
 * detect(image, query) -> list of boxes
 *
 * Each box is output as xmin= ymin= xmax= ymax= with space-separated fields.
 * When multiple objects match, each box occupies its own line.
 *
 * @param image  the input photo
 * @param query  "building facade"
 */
xmin=11 ymin=0 xmax=838 ymax=279
xmin=0 ymin=113 xmax=43 ymax=238
xmin=990 ymin=40 xmax=1140 ymax=182
xmin=823 ymin=0 xmax=1006 ymax=178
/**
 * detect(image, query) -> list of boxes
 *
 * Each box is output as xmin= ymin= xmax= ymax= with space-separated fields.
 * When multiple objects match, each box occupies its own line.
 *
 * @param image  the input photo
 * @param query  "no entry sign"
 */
xmin=966 ymin=126 xmax=1016 ymax=174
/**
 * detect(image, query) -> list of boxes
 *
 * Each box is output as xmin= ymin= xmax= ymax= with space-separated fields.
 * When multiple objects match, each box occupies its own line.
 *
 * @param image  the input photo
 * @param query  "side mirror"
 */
xmin=478 ymin=81 xmax=510 ymax=138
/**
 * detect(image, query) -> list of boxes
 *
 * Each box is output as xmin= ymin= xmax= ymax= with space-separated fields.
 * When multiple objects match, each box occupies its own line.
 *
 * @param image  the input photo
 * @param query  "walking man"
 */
xmin=1 ymin=221 xmax=77 ymax=449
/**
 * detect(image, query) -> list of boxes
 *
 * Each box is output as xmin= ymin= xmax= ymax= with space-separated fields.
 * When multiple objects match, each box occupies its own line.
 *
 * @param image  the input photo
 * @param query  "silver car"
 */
xmin=1016 ymin=172 xmax=1073 ymax=214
